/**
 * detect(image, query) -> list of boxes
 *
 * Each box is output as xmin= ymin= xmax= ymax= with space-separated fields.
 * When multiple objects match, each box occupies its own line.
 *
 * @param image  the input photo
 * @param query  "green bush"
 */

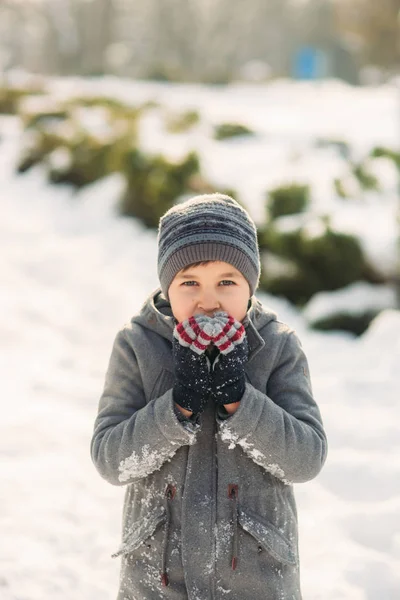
xmin=309 ymin=311 xmax=380 ymax=336
xmin=301 ymin=227 xmax=366 ymax=290
xmin=259 ymin=221 xmax=372 ymax=305
xmin=47 ymin=137 xmax=111 ymax=187
xmin=0 ymin=87 xmax=44 ymax=114
xmin=213 ymin=122 xmax=254 ymax=140
xmin=67 ymin=96 xmax=142 ymax=122
xmin=259 ymin=264 xmax=322 ymax=306
xmin=12 ymin=93 xmax=241 ymax=234
xmin=16 ymin=98 xmax=138 ymax=188
xmin=119 ymin=150 xmax=201 ymax=228
xmin=46 ymin=148 xmax=72 ymax=184
xmin=259 ymin=224 xmax=303 ymax=257
xmin=47 ymin=127 xmax=135 ymax=187
xmin=333 ymin=177 xmax=349 ymax=199
xmin=22 ymin=109 xmax=69 ymax=130
xmin=165 ymin=110 xmax=200 ymax=133
xmin=370 ymin=146 xmax=400 ymax=170
xmin=17 ymin=127 xmax=69 ymax=173
xmin=267 ymin=183 xmax=310 ymax=220
xmin=352 ymin=161 xmax=379 ymax=191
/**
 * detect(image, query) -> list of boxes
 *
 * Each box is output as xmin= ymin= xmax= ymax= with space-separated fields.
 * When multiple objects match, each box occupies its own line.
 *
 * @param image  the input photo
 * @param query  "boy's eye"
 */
xmin=181 ymin=280 xmax=235 ymax=286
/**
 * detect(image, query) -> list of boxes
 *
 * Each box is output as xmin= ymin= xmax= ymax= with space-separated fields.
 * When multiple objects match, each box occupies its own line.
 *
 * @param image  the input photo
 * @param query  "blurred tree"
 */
xmin=7 ymin=0 xmax=396 ymax=81
xmin=141 ymin=0 xmax=293 ymax=82
xmin=334 ymin=0 xmax=400 ymax=70
xmin=290 ymin=0 xmax=360 ymax=82
xmin=0 ymin=0 xmax=117 ymax=75
xmin=0 ymin=0 xmax=295 ymax=80
xmin=42 ymin=0 xmax=116 ymax=75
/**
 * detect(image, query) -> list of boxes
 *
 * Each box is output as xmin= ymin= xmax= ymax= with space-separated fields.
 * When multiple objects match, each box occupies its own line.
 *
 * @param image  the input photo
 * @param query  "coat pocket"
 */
xmin=238 ymin=507 xmax=298 ymax=566
xmin=111 ymin=506 xmax=167 ymax=558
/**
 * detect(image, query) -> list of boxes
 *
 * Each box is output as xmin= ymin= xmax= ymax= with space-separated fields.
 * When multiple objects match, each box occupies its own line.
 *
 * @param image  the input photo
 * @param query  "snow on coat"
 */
xmin=90 ymin=287 xmax=328 ymax=599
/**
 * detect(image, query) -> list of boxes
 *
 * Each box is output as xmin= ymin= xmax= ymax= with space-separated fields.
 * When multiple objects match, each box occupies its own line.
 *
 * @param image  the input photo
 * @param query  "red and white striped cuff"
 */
xmin=212 ymin=316 xmax=246 ymax=355
xmin=173 ymin=313 xmax=246 ymax=355
xmin=173 ymin=316 xmax=214 ymax=354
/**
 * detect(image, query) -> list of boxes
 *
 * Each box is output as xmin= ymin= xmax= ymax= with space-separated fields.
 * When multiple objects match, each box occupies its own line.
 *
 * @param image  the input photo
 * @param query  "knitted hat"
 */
xmin=157 ymin=193 xmax=261 ymax=298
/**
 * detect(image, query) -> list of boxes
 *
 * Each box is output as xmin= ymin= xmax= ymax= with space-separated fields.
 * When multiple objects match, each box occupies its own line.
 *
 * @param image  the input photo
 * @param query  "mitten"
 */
xmin=209 ymin=314 xmax=249 ymax=406
xmin=172 ymin=317 xmax=213 ymax=414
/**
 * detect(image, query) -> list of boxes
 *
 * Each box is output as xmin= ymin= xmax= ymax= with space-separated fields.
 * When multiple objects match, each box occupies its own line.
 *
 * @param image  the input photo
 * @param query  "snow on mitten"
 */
xmin=208 ymin=314 xmax=249 ymax=406
xmin=172 ymin=319 xmax=212 ymax=414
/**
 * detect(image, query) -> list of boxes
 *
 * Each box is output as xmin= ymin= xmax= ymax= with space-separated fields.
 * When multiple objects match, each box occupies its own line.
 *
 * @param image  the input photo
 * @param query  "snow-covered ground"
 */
xmin=1 ymin=78 xmax=400 ymax=600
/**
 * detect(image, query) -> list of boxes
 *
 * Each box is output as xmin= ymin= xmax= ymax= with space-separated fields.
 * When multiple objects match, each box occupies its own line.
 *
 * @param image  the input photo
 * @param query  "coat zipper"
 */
xmin=228 ymin=484 xmax=239 ymax=570
xmin=161 ymin=483 xmax=176 ymax=587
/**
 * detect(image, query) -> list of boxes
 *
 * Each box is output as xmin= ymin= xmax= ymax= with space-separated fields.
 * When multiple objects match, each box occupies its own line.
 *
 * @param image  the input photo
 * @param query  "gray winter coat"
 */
xmin=90 ymin=288 xmax=328 ymax=600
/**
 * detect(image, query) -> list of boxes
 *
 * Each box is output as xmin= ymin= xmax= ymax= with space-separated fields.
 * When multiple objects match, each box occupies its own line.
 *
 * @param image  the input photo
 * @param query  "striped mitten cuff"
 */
xmin=173 ymin=313 xmax=246 ymax=355
xmin=209 ymin=312 xmax=246 ymax=355
xmin=173 ymin=316 xmax=214 ymax=355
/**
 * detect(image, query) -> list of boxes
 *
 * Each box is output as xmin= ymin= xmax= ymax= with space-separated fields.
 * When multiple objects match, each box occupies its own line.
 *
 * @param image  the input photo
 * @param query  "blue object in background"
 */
xmin=293 ymin=46 xmax=328 ymax=80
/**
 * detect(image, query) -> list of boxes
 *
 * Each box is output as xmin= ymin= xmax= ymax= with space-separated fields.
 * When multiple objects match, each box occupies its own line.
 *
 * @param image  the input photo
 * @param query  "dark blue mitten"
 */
xmin=210 ymin=316 xmax=249 ymax=406
xmin=172 ymin=318 xmax=212 ymax=414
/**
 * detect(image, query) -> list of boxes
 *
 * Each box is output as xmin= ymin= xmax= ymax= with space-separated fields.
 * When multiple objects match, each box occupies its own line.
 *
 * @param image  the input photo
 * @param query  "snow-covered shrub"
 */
xmin=12 ymin=94 xmax=230 ymax=229
xmin=303 ymin=282 xmax=397 ymax=336
xmin=333 ymin=177 xmax=349 ymax=198
xmin=259 ymin=261 xmax=321 ymax=306
xmin=267 ymin=183 xmax=310 ymax=220
xmin=18 ymin=94 xmax=69 ymax=129
xmin=213 ymin=122 xmax=254 ymax=140
xmin=67 ymin=95 xmax=142 ymax=122
xmin=370 ymin=146 xmax=400 ymax=171
xmin=119 ymin=149 xmax=201 ymax=228
xmin=47 ymin=136 xmax=114 ymax=187
xmin=16 ymin=98 xmax=140 ymax=187
xmin=351 ymin=161 xmax=379 ymax=191
xmin=0 ymin=86 xmax=44 ymax=114
xmin=308 ymin=310 xmax=383 ymax=336
xmin=16 ymin=126 xmax=69 ymax=173
xmin=164 ymin=109 xmax=200 ymax=134
xmin=258 ymin=217 xmax=375 ymax=306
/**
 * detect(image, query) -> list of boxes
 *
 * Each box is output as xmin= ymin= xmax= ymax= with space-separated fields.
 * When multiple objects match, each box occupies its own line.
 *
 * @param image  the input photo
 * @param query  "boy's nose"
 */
xmin=197 ymin=292 xmax=220 ymax=315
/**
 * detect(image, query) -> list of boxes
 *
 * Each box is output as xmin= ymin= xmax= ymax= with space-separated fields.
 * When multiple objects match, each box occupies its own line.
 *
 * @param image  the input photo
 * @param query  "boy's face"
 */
xmin=168 ymin=261 xmax=251 ymax=323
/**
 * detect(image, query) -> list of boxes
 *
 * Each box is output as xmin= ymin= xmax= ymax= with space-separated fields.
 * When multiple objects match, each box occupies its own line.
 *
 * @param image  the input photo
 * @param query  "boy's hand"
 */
xmin=208 ymin=314 xmax=249 ymax=406
xmin=172 ymin=318 xmax=212 ymax=415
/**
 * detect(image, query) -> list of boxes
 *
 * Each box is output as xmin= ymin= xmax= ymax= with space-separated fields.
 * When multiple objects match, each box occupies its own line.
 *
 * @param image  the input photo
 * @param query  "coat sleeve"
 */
xmin=216 ymin=331 xmax=328 ymax=485
xmin=90 ymin=328 xmax=199 ymax=486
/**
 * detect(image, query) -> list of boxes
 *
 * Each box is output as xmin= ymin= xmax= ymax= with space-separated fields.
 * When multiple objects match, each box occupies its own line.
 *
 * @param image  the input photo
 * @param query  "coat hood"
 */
xmin=131 ymin=287 xmax=279 ymax=362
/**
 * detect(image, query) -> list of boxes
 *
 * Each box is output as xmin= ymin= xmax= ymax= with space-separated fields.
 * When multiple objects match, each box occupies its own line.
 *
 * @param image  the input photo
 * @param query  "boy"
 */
xmin=90 ymin=193 xmax=328 ymax=600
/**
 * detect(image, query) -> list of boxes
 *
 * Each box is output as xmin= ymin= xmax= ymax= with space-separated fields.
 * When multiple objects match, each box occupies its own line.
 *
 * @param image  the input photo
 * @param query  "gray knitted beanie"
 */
xmin=157 ymin=193 xmax=261 ymax=299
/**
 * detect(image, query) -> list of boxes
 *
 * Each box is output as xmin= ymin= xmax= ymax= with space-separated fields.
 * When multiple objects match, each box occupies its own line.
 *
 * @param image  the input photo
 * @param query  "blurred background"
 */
xmin=0 ymin=0 xmax=399 ymax=84
xmin=1 ymin=1 xmax=400 ymax=599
